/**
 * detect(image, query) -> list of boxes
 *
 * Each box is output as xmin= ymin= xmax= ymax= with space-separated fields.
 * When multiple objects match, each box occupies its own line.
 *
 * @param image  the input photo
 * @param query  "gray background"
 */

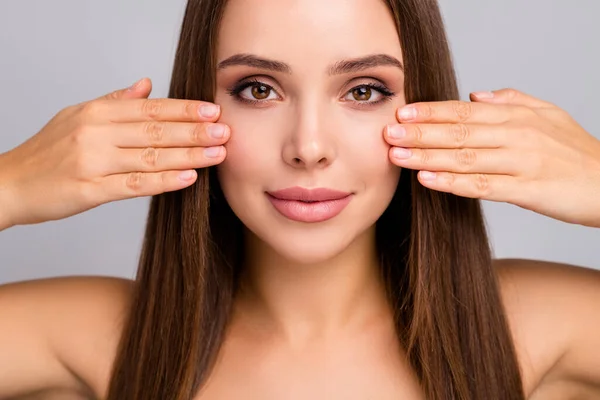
xmin=0 ymin=1 xmax=598 ymax=284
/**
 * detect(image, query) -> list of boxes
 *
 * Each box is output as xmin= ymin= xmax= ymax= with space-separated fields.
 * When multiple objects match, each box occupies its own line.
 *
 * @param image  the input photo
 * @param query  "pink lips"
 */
xmin=266 ymin=186 xmax=353 ymax=223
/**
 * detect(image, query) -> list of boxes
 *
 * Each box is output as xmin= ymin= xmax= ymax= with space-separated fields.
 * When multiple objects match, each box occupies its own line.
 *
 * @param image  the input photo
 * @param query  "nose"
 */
xmin=282 ymin=99 xmax=336 ymax=170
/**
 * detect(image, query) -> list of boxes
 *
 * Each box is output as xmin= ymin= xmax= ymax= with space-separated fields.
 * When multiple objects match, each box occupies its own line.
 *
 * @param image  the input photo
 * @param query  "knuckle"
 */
xmin=452 ymin=101 xmax=473 ymax=122
xmin=445 ymin=172 xmax=456 ymax=187
xmin=413 ymin=125 xmax=426 ymax=145
xmin=160 ymin=171 xmax=169 ymax=188
xmin=125 ymin=172 xmax=145 ymax=192
xmin=72 ymin=148 xmax=104 ymax=179
xmin=140 ymin=147 xmax=160 ymax=167
xmin=183 ymin=101 xmax=198 ymax=119
xmin=144 ymin=121 xmax=166 ymax=145
xmin=70 ymin=124 xmax=96 ymax=151
xmin=57 ymin=105 xmax=77 ymax=119
xmin=141 ymin=99 xmax=163 ymax=119
xmin=71 ymin=124 xmax=89 ymax=145
xmin=451 ymin=123 xmax=470 ymax=146
xmin=78 ymin=182 xmax=101 ymax=207
xmin=505 ymin=88 xmax=520 ymax=101
xmin=420 ymin=149 xmax=431 ymax=165
xmin=72 ymin=153 xmax=89 ymax=178
xmin=186 ymin=147 xmax=200 ymax=163
xmin=79 ymin=100 xmax=103 ymax=117
xmin=474 ymin=173 xmax=491 ymax=197
xmin=525 ymin=151 xmax=545 ymax=177
xmin=554 ymin=107 xmax=571 ymax=120
xmin=419 ymin=104 xmax=432 ymax=119
xmin=73 ymin=155 xmax=95 ymax=178
xmin=191 ymin=123 xmax=205 ymax=143
xmin=455 ymin=148 xmax=476 ymax=170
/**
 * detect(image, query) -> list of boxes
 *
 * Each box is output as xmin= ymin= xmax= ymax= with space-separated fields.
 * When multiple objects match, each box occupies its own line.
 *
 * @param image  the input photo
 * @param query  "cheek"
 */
xmin=215 ymin=104 xmax=286 ymax=188
xmin=334 ymin=109 xmax=399 ymax=183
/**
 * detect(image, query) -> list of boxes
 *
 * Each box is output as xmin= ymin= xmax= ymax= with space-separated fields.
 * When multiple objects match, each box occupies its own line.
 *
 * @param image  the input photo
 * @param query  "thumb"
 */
xmin=96 ymin=77 xmax=153 ymax=101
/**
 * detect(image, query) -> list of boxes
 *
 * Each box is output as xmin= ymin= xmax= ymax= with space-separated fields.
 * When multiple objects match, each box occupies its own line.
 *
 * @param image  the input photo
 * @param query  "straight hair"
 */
xmin=107 ymin=0 xmax=526 ymax=398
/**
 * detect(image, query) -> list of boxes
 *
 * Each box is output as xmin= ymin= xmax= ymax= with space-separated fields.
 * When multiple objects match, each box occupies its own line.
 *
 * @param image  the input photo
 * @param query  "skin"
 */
xmin=1 ymin=0 xmax=600 ymax=399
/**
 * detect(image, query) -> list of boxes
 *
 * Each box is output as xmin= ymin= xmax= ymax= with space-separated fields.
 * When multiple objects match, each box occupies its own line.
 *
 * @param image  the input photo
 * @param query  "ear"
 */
xmin=470 ymin=88 xmax=556 ymax=109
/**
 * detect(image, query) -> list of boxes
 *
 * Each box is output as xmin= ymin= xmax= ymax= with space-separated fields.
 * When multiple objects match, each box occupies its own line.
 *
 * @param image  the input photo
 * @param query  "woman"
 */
xmin=1 ymin=0 xmax=599 ymax=399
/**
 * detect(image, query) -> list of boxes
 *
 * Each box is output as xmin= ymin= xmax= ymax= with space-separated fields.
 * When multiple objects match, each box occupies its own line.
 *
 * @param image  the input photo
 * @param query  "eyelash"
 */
xmin=226 ymin=78 xmax=396 ymax=108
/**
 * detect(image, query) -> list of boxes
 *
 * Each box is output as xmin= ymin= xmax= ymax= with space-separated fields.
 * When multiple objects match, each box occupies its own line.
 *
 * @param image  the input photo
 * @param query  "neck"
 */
xmin=234 ymin=226 xmax=392 ymax=344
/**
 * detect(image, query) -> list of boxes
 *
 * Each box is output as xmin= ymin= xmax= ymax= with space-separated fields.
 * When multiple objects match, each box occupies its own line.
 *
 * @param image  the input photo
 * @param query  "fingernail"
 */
xmin=472 ymin=91 xmax=494 ymax=99
xmin=387 ymin=125 xmax=406 ymax=139
xmin=204 ymin=146 xmax=223 ymax=158
xmin=179 ymin=170 xmax=196 ymax=181
xmin=398 ymin=106 xmax=417 ymax=121
xmin=420 ymin=171 xmax=437 ymax=180
xmin=199 ymin=104 xmax=220 ymax=118
xmin=392 ymin=147 xmax=412 ymax=159
xmin=127 ymin=78 xmax=143 ymax=91
xmin=208 ymin=124 xmax=226 ymax=139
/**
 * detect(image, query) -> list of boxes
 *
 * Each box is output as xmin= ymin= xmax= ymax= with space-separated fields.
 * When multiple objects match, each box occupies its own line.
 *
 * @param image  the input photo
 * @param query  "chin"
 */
xmin=252 ymin=226 xmax=362 ymax=266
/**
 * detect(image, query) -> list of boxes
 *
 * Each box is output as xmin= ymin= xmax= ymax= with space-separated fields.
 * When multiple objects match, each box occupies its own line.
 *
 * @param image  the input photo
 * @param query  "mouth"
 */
xmin=266 ymin=186 xmax=353 ymax=223
xmin=267 ymin=187 xmax=352 ymax=202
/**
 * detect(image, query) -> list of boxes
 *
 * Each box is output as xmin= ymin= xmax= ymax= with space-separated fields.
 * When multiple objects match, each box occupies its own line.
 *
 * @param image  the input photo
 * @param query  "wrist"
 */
xmin=0 ymin=152 xmax=16 ymax=231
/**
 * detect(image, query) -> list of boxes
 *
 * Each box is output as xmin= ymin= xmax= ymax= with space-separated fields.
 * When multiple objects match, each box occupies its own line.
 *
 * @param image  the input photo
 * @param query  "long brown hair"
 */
xmin=107 ymin=0 xmax=526 ymax=398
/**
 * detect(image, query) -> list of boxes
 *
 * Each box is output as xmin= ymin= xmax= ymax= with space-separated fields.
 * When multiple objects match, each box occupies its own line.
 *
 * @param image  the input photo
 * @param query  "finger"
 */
xmin=389 ymin=147 xmax=520 ymax=175
xmin=416 ymin=170 xmax=516 ymax=202
xmin=95 ymin=77 xmax=153 ymax=101
xmin=94 ymin=169 xmax=199 ymax=203
xmin=107 ymin=121 xmax=230 ymax=148
xmin=396 ymin=100 xmax=519 ymax=125
xmin=470 ymin=88 xmax=556 ymax=109
xmin=83 ymin=98 xmax=222 ymax=123
xmin=103 ymin=146 xmax=226 ymax=175
xmin=385 ymin=123 xmax=507 ymax=149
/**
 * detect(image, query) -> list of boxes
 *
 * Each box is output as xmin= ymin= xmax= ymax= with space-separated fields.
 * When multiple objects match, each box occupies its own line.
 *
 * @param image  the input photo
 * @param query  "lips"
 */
xmin=266 ymin=186 xmax=353 ymax=223
xmin=267 ymin=187 xmax=352 ymax=202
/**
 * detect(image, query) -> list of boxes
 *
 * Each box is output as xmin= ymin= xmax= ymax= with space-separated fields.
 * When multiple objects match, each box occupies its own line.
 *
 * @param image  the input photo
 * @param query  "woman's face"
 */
xmin=215 ymin=0 xmax=406 ymax=264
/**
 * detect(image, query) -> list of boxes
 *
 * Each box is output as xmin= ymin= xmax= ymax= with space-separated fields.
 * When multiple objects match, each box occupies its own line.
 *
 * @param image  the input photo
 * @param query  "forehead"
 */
xmin=217 ymin=0 xmax=402 ymax=64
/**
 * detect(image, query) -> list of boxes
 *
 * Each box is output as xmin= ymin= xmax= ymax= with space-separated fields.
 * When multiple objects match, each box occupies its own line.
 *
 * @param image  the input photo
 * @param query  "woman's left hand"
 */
xmin=385 ymin=88 xmax=600 ymax=228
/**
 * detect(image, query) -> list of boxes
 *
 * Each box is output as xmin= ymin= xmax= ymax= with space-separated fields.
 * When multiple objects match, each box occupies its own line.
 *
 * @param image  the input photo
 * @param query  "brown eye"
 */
xmin=352 ymin=87 xmax=372 ymax=101
xmin=251 ymin=84 xmax=271 ymax=100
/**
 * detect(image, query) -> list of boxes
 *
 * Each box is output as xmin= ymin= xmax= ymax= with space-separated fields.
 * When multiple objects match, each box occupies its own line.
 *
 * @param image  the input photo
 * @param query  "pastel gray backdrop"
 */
xmin=1 ymin=1 xmax=598 ymax=284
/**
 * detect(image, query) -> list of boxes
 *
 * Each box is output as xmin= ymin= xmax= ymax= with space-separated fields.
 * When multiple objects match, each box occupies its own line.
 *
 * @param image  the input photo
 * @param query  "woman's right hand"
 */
xmin=0 ymin=77 xmax=229 ymax=230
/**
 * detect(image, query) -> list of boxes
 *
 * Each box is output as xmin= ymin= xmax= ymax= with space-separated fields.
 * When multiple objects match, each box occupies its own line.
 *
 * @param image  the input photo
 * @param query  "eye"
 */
xmin=350 ymin=86 xmax=374 ymax=101
xmin=342 ymin=83 xmax=394 ymax=104
xmin=227 ymin=79 xmax=281 ymax=104
xmin=240 ymin=83 xmax=278 ymax=101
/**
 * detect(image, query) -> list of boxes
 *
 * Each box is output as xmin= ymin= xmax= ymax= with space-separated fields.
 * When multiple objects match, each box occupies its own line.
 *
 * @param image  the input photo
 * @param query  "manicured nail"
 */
xmin=127 ymin=78 xmax=144 ymax=91
xmin=204 ymin=146 xmax=223 ymax=158
xmin=208 ymin=124 xmax=226 ymax=139
xmin=420 ymin=171 xmax=437 ymax=180
xmin=179 ymin=170 xmax=196 ymax=181
xmin=472 ymin=91 xmax=494 ymax=99
xmin=398 ymin=106 xmax=417 ymax=121
xmin=387 ymin=125 xmax=406 ymax=139
xmin=199 ymin=104 xmax=220 ymax=118
xmin=393 ymin=147 xmax=412 ymax=159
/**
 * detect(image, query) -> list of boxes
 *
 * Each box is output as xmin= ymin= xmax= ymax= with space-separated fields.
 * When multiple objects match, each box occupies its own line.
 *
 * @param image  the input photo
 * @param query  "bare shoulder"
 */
xmin=0 ymin=276 xmax=134 ymax=398
xmin=494 ymin=258 xmax=600 ymax=398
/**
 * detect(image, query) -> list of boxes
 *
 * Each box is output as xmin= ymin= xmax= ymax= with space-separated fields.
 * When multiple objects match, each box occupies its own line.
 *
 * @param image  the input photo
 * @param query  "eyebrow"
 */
xmin=216 ymin=53 xmax=404 ymax=75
